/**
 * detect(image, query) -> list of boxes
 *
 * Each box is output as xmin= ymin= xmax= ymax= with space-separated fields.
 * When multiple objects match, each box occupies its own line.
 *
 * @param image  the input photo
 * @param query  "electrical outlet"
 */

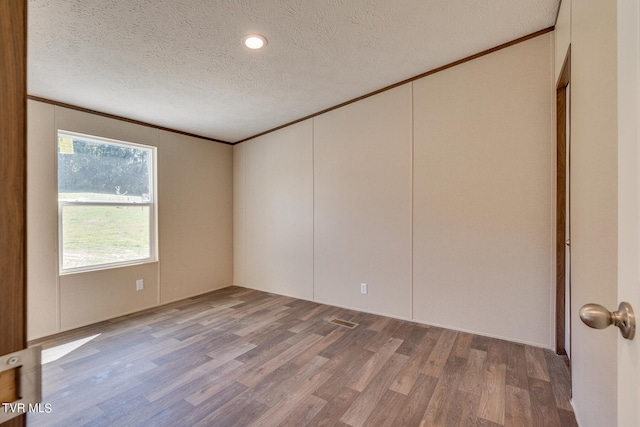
xmin=136 ymin=279 xmax=144 ymax=291
xmin=360 ymin=283 xmax=368 ymax=295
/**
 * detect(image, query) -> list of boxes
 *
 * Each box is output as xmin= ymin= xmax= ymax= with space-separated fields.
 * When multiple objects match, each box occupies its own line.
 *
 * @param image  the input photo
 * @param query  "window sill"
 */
xmin=59 ymin=259 xmax=159 ymax=276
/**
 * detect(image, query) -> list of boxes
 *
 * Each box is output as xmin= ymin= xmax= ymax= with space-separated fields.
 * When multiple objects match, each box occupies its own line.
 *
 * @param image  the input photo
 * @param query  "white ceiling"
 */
xmin=28 ymin=0 xmax=560 ymax=143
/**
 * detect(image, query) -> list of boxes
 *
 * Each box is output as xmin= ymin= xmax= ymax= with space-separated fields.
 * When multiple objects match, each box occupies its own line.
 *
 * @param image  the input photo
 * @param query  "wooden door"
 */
xmin=0 ymin=1 xmax=27 ymax=426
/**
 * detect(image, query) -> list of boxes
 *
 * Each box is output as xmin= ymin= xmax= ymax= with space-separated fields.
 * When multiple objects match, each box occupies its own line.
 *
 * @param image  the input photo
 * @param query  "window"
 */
xmin=58 ymin=131 xmax=156 ymax=273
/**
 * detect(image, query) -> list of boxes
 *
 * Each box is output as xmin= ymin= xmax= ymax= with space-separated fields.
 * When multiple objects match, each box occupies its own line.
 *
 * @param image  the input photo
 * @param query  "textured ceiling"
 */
xmin=28 ymin=0 xmax=559 ymax=143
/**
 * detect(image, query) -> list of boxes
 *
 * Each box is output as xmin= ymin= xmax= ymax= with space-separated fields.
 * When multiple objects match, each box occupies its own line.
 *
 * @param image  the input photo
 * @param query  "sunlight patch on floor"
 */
xmin=41 ymin=334 xmax=100 ymax=364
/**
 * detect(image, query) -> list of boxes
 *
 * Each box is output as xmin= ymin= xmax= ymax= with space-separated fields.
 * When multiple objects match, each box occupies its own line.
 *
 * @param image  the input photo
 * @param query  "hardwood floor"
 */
xmin=28 ymin=286 xmax=577 ymax=426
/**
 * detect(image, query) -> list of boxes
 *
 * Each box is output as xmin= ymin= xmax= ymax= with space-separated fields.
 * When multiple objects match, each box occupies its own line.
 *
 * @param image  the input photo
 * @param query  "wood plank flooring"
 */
xmin=28 ymin=286 xmax=577 ymax=426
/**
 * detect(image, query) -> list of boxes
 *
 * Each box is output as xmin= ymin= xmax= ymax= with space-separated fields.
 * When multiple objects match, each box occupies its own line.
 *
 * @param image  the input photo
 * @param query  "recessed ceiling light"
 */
xmin=243 ymin=34 xmax=267 ymax=50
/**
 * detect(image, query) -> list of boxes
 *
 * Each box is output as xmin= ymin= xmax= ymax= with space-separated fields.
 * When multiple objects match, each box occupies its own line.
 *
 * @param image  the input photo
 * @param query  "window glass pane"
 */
xmin=58 ymin=133 xmax=151 ymax=202
xmin=61 ymin=205 xmax=151 ymax=270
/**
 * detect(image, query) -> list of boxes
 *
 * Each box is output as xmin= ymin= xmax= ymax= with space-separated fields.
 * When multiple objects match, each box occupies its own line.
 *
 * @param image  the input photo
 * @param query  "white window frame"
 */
xmin=57 ymin=130 xmax=158 ymax=274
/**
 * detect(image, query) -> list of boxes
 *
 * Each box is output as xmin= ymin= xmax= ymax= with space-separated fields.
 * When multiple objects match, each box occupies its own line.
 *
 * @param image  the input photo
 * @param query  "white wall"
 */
xmin=27 ymin=100 xmax=233 ymax=339
xmin=156 ymin=130 xmax=233 ymax=304
xmin=245 ymin=121 xmax=314 ymax=300
xmin=233 ymin=142 xmax=246 ymax=286
xmin=412 ymin=34 xmax=554 ymax=346
xmin=234 ymin=32 xmax=555 ymax=347
xmin=27 ymin=101 xmax=59 ymax=337
xmin=555 ymin=0 xmax=571 ymax=83
xmin=59 ymin=264 xmax=159 ymax=329
xmin=314 ymin=85 xmax=412 ymax=319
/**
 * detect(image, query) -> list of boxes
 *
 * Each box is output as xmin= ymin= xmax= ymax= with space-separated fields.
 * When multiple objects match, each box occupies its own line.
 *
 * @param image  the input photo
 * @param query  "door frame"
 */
xmin=556 ymin=47 xmax=571 ymax=358
xmin=0 ymin=1 xmax=28 ymax=426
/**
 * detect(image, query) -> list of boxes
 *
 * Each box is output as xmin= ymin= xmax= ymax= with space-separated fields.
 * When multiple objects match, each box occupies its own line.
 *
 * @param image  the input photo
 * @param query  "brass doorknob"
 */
xmin=579 ymin=302 xmax=635 ymax=340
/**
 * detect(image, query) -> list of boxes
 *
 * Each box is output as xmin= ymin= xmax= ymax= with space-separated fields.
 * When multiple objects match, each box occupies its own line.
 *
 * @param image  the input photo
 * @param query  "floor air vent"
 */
xmin=329 ymin=318 xmax=358 ymax=329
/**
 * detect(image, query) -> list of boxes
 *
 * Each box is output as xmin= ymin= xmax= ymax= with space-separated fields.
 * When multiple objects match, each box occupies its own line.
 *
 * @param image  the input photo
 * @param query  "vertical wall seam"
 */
xmin=156 ymin=129 xmax=161 ymax=306
xmin=549 ymin=32 xmax=566 ymax=351
xmin=54 ymin=105 xmax=62 ymax=332
xmin=243 ymin=141 xmax=247 ymax=289
xmin=550 ymin=33 xmax=558 ymax=349
xmin=312 ymin=118 xmax=315 ymax=301
xmin=410 ymin=82 xmax=415 ymax=321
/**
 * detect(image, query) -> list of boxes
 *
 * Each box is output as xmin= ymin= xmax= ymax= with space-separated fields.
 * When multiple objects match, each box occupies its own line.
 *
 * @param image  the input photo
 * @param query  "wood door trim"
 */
xmin=0 ymin=0 xmax=27 ymax=426
xmin=0 ymin=0 xmax=27 ymax=358
xmin=555 ymin=46 xmax=571 ymax=358
xmin=556 ymin=86 xmax=568 ymax=356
